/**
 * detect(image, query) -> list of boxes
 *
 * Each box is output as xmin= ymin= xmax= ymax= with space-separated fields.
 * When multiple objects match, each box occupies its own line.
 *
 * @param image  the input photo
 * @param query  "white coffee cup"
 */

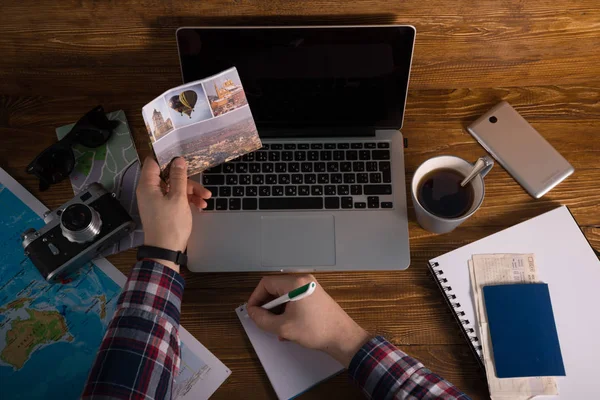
xmin=411 ymin=155 xmax=493 ymax=234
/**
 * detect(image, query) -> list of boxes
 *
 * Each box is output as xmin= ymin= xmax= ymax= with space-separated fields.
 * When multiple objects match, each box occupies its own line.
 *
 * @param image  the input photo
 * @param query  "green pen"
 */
xmin=261 ymin=281 xmax=317 ymax=310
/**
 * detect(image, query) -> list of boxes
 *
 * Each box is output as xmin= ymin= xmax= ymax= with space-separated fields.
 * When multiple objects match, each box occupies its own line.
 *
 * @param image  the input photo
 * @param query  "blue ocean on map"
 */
xmin=0 ymin=184 xmax=122 ymax=399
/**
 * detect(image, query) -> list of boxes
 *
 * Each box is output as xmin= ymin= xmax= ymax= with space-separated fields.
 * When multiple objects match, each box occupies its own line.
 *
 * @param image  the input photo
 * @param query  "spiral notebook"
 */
xmin=428 ymin=206 xmax=600 ymax=398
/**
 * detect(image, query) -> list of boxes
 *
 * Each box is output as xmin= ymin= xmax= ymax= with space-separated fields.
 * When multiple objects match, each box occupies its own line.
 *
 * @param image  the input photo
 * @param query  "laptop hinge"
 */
xmin=258 ymin=127 xmax=376 ymax=139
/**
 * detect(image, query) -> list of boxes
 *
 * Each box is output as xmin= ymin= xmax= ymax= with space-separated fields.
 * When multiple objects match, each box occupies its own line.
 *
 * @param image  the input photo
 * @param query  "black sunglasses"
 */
xmin=26 ymin=106 xmax=119 ymax=191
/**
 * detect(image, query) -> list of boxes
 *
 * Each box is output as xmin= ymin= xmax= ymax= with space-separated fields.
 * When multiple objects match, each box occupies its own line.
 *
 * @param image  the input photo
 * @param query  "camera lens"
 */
xmin=60 ymin=203 xmax=102 ymax=243
xmin=489 ymin=116 xmax=498 ymax=123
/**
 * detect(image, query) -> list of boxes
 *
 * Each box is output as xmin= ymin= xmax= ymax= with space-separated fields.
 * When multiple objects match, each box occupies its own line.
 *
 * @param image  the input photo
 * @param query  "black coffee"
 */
xmin=417 ymin=168 xmax=475 ymax=218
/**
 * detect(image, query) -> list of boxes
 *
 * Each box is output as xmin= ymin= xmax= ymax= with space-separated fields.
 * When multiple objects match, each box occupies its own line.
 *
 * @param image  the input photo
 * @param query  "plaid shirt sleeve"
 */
xmin=82 ymin=260 xmax=185 ymax=400
xmin=348 ymin=336 xmax=471 ymax=400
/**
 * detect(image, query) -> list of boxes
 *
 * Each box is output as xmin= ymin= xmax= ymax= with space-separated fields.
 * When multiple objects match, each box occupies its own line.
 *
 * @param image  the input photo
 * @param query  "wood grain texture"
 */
xmin=0 ymin=1 xmax=599 ymax=399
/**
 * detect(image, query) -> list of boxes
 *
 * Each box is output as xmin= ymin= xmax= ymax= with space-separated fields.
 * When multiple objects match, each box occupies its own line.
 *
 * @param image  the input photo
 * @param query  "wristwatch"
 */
xmin=137 ymin=245 xmax=187 ymax=266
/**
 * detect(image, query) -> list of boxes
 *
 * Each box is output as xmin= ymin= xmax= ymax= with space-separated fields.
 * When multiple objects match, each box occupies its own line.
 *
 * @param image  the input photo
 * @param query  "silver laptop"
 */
xmin=177 ymin=25 xmax=415 ymax=272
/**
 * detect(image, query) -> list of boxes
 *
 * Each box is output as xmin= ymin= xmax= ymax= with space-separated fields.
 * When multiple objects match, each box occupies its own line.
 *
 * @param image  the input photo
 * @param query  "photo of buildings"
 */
xmin=142 ymin=98 xmax=173 ymax=143
xmin=153 ymin=105 xmax=261 ymax=178
xmin=204 ymin=69 xmax=249 ymax=117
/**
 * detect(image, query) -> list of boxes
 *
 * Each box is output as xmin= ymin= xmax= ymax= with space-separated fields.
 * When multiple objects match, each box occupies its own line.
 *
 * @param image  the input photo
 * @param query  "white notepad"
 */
xmin=236 ymin=305 xmax=344 ymax=400
xmin=429 ymin=206 xmax=600 ymax=398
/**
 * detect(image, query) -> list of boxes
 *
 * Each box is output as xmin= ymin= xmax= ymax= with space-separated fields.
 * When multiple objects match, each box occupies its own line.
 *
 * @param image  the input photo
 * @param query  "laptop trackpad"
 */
xmin=261 ymin=215 xmax=336 ymax=267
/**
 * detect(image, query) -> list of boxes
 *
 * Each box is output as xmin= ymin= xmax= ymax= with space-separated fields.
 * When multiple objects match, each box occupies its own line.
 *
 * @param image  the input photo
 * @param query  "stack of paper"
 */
xmin=468 ymin=254 xmax=558 ymax=399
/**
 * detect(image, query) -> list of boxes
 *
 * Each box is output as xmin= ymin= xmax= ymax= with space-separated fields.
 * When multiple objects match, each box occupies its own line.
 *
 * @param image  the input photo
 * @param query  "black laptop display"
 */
xmin=177 ymin=26 xmax=415 ymax=136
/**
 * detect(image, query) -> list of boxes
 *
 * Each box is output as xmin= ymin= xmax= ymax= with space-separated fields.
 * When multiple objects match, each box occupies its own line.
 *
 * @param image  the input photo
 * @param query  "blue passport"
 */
xmin=483 ymin=283 xmax=566 ymax=378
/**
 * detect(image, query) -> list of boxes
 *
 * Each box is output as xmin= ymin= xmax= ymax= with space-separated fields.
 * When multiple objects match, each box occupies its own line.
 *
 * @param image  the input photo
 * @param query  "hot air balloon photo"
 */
xmin=163 ymin=83 xmax=212 ymax=128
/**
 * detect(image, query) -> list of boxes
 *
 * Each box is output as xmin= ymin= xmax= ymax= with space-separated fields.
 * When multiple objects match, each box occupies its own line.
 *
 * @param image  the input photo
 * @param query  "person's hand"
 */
xmin=247 ymin=275 xmax=371 ymax=368
xmin=136 ymin=157 xmax=211 ymax=272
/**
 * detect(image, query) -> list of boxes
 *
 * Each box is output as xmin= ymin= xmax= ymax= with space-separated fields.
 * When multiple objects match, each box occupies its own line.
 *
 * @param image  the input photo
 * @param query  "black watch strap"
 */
xmin=137 ymin=245 xmax=187 ymax=266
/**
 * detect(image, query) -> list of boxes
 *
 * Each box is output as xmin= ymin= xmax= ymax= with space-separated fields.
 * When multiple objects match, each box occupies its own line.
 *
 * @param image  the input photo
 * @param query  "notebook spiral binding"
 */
xmin=430 ymin=261 xmax=484 ymax=360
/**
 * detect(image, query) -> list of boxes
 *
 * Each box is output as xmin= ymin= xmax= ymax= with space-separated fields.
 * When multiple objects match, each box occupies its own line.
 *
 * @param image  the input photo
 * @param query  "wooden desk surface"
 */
xmin=1 ymin=1 xmax=598 ymax=398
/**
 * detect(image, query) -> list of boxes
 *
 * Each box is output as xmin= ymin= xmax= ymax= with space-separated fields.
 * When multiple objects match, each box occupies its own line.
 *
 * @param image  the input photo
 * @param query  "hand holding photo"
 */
xmin=142 ymin=67 xmax=262 ymax=179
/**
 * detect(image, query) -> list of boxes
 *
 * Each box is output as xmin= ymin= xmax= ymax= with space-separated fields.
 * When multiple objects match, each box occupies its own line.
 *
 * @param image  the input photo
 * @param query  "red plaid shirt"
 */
xmin=83 ymin=261 xmax=468 ymax=399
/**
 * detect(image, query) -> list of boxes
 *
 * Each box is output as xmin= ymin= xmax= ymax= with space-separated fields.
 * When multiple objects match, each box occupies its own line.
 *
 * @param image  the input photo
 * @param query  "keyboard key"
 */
xmin=311 ymin=185 xmax=323 ymax=196
xmin=275 ymin=163 xmax=287 ymax=173
xmin=205 ymin=198 xmax=215 ymax=210
xmin=359 ymin=150 xmax=371 ymax=160
xmin=357 ymin=173 xmax=369 ymax=183
xmin=379 ymin=161 xmax=391 ymax=171
xmin=325 ymin=143 xmax=336 ymax=149
xmin=364 ymin=184 xmax=392 ymax=195
xmin=266 ymin=174 xmax=277 ymax=184
xmin=252 ymin=174 xmax=264 ymax=185
xmin=203 ymin=175 xmax=224 ymax=185
xmin=262 ymin=163 xmax=274 ymax=173
xmin=315 ymin=162 xmax=326 ymax=172
xmin=271 ymin=144 xmax=283 ymax=150
xmin=289 ymin=162 xmax=300 ymax=172
xmin=301 ymin=162 xmax=313 ymax=172
xmin=340 ymin=162 xmax=352 ymax=172
xmin=233 ymin=187 xmax=244 ymax=197
xmin=337 ymin=143 xmax=350 ymax=149
xmin=205 ymin=186 xmax=218 ymax=196
xmin=308 ymin=151 xmax=319 ymax=161
xmin=216 ymin=199 xmax=228 ymax=210
xmin=240 ymin=175 xmax=251 ymax=185
xmin=338 ymin=185 xmax=350 ymax=195
xmin=243 ymin=198 xmax=258 ymax=210
xmin=219 ymin=187 xmax=231 ymax=197
xmin=381 ymin=202 xmax=393 ymax=209
xmin=284 ymin=143 xmax=296 ymax=150
xmin=226 ymin=175 xmax=238 ymax=185
xmin=343 ymin=173 xmax=356 ymax=184
xmin=365 ymin=142 xmax=376 ymax=149
xmin=204 ymin=165 xmax=222 ymax=173
xmin=366 ymin=161 xmax=378 ymax=171
xmin=299 ymin=185 xmax=310 ymax=196
xmin=351 ymin=185 xmax=362 ymax=195
xmin=282 ymin=151 xmax=294 ymax=161
xmin=262 ymin=144 xmax=270 ymax=150
xmin=246 ymin=186 xmax=258 ymax=196
xmin=292 ymin=174 xmax=303 ymax=184
xmin=333 ymin=151 xmax=345 ymax=160
xmin=256 ymin=151 xmax=267 ymax=161
xmin=235 ymin=163 xmax=248 ymax=173
xmin=341 ymin=197 xmax=353 ymax=209
xmin=320 ymin=151 xmax=332 ymax=161
xmin=354 ymin=202 xmax=366 ymax=209
xmin=298 ymin=143 xmax=309 ymax=150
xmin=285 ymin=186 xmax=297 ymax=196
xmin=295 ymin=151 xmax=307 ymax=162
xmin=269 ymin=152 xmax=280 ymax=161
xmin=377 ymin=142 xmax=390 ymax=148
xmin=278 ymin=174 xmax=291 ymax=184
xmin=273 ymin=186 xmax=284 ymax=196
xmin=229 ymin=198 xmax=241 ymax=210
xmin=223 ymin=164 xmax=235 ymax=173
xmin=331 ymin=173 xmax=343 ymax=184
xmin=382 ymin=170 xmax=391 ymax=183
xmin=249 ymin=163 xmax=261 ymax=173
xmin=372 ymin=150 xmax=390 ymax=160
xmin=369 ymin=173 xmax=382 ymax=183
xmin=346 ymin=150 xmax=358 ymax=160
xmin=367 ymin=196 xmax=380 ymax=209
xmin=259 ymin=186 xmax=271 ymax=196
xmin=260 ymin=197 xmax=323 ymax=210
xmin=318 ymin=174 xmax=329 ymax=184
xmin=351 ymin=143 xmax=363 ymax=149
xmin=325 ymin=185 xmax=336 ymax=195
xmin=305 ymin=174 xmax=317 ymax=184
xmin=242 ymin=153 xmax=255 ymax=162
xmin=327 ymin=162 xmax=339 ymax=172
xmin=353 ymin=162 xmax=364 ymax=172
xmin=325 ymin=197 xmax=340 ymax=209
xmin=311 ymin=143 xmax=323 ymax=149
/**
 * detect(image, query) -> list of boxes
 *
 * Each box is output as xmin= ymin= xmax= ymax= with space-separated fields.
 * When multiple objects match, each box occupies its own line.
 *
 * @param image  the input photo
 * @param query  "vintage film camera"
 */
xmin=22 ymin=183 xmax=136 ymax=281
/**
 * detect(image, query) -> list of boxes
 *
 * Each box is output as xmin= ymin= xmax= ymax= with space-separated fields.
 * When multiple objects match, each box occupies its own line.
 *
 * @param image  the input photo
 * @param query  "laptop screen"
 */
xmin=177 ymin=26 xmax=415 ymax=136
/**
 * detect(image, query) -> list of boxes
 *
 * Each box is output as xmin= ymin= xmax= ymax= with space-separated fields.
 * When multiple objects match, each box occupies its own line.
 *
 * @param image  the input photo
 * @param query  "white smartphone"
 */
xmin=467 ymin=101 xmax=574 ymax=198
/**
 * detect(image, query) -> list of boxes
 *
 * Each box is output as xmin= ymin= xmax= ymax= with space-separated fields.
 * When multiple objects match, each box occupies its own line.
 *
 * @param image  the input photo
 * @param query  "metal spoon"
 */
xmin=461 ymin=157 xmax=491 ymax=187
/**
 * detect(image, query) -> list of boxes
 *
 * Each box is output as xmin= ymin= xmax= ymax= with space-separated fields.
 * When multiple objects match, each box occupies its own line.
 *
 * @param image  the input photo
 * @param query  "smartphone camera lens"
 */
xmin=489 ymin=116 xmax=498 ymax=124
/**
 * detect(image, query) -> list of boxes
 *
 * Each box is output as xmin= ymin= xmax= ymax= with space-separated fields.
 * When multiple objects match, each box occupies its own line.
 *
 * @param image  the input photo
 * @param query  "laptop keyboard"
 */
xmin=202 ymin=141 xmax=393 ymax=211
